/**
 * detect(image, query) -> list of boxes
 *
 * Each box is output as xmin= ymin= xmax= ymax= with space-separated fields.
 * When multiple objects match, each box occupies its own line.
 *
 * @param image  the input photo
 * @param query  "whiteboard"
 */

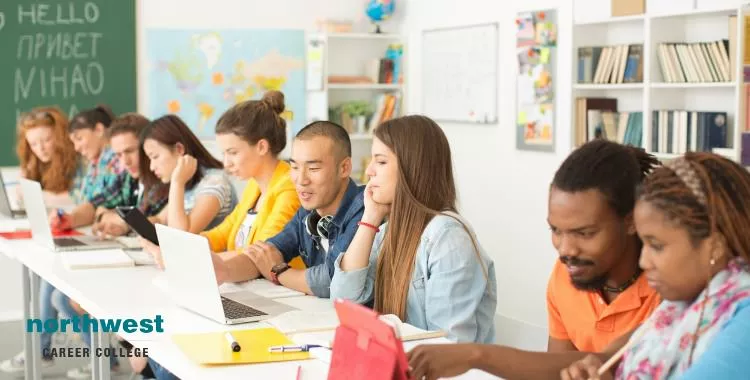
xmin=421 ymin=23 xmax=498 ymax=124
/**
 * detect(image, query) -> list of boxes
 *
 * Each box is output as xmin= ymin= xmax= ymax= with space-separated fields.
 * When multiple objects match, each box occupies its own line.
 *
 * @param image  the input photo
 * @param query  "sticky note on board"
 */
xmin=518 ymin=111 xmax=527 ymax=124
xmin=540 ymin=48 xmax=550 ymax=63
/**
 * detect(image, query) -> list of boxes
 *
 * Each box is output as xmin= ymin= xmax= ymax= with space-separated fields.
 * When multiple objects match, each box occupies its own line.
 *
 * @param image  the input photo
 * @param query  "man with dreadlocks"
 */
xmin=406 ymin=140 xmax=663 ymax=380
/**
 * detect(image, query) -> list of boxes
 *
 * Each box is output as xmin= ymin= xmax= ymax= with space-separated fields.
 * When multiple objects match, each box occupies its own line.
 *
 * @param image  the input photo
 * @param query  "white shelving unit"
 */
xmin=571 ymin=2 xmax=747 ymax=163
xmin=306 ymin=32 xmax=406 ymax=182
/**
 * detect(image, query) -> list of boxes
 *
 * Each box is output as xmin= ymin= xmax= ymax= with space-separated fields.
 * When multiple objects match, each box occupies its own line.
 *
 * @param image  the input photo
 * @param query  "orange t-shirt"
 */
xmin=546 ymin=261 xmax=661 ymax=352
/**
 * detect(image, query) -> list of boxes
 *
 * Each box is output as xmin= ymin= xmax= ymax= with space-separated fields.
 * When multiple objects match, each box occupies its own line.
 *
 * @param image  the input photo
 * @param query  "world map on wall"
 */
xmin=146 ymin=29 xmax=306 ymax=138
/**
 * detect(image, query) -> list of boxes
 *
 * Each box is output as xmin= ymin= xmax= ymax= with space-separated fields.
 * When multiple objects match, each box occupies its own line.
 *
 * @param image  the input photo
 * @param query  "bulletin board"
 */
xmin=421 ymin=23 xmax=498 ymax=124
xmin=515 ymin=10 xmax=557 ymax=152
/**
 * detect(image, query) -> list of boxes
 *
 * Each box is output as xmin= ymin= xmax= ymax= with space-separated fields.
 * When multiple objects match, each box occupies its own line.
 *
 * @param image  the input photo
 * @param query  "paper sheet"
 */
xmin=219 ymin=278 xmax=304 ymax=298
xmin=266 ymin=310 xmax=340 ymax=334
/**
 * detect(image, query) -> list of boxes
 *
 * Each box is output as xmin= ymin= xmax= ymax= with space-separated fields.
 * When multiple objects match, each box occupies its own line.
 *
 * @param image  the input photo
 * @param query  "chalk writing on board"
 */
xmin=0 ymin=11 xmax=6 ymax=31
xmin=11 ymin=2 xmax=106 ymax=121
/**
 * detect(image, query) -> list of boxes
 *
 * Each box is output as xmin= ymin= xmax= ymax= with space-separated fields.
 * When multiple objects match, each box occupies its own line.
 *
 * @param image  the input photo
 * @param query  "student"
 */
xmin=52 ymin=113 xmax=169 ymax=380
xmin=406 ymin=140 xmax=662 ymax=380
xmin=561 ymin=153 xmax=750 ymax=380
xmin=138 ymin=115 xmax=237 ymax=265
xmin=50 ymin=105 xmax=135 ymax=229
xmin=213 ymin=121 xmax=365 ymax=297
xmin=203 ymin=91 xmax=301 ymax=277
xmin=15 ymin=106 xmax=84 ymax=207
xmin=330 ymin=115 xmax=497 ymax=343
xmin=0 ymin=107 xmax=85 ymax=375
xmin=92 ymin=113 xmax=169 ymax=236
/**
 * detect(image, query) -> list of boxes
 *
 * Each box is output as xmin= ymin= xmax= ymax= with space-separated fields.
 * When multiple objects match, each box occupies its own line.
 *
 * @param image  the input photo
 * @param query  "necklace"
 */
xmin=602 ymin=268 xmax=642 ymax=293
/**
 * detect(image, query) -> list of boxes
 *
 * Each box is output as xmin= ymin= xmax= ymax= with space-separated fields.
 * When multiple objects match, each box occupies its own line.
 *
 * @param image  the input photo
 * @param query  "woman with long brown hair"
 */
xmin=330 ymin=115 xmax=497 ymax=343
xmin=139 ymin=114 xmax=237 ymax=236
xmin=15 ymin=106 xmax=83 ymax=207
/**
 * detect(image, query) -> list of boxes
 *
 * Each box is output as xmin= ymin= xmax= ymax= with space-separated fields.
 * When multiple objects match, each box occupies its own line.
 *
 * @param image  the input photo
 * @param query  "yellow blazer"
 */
xmin=203 ymin=161 xmax=300 ymax=253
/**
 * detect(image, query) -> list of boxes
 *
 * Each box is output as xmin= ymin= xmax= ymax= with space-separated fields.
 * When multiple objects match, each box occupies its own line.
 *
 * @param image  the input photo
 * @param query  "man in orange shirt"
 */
xmin=405 ymin=140 xmax=662 ymax=380
xmin=546 ymin=139 xmax=662 ymax=353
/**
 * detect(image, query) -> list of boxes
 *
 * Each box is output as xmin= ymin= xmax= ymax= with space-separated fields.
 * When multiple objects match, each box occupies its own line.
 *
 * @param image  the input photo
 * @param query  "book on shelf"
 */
xmin=368 ymin=92 xmax=401 ymax=131
xmin=650 ymin=110 xmax=729 ymax=155
xmin=588 ymin=110 xmax=643 ymax=147
xmin=577 ymin=44 xmax=643 ymax=84
xmin=656 ymin=41 xmax=731 ymax=83
xmin=742 ymin=133 xmax=750 ymax=166
xmin=575 ymin=97 xmax=617 ymax=145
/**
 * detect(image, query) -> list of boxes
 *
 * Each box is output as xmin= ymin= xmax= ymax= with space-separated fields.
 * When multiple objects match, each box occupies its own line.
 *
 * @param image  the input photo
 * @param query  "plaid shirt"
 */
xmin=83 ymin=147 xmax=136 ymax=209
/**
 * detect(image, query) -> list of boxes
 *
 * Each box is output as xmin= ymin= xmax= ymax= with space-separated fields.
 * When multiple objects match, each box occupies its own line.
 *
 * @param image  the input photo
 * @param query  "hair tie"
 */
xmin=664 ymin=157 xmax=707 ymax=206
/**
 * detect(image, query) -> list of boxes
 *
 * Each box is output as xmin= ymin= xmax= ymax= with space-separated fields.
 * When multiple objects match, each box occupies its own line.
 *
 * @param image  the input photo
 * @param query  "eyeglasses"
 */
xmin=305 ymin=212 xmax=334 ymax=240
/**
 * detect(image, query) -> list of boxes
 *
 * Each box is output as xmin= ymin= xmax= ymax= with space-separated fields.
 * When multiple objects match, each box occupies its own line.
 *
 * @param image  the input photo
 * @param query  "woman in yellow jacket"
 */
xmin=203 ymin=91 xmax=303 ymax=280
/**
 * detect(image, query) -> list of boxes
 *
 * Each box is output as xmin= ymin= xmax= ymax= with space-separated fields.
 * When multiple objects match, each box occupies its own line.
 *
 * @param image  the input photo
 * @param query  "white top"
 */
xmin=233 ymin=209 xmax=257 ymax=248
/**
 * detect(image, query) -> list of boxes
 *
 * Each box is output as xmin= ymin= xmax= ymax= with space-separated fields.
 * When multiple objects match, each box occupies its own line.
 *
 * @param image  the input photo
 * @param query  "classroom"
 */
xmin=1 ymin=0 xmax=749 ymax=379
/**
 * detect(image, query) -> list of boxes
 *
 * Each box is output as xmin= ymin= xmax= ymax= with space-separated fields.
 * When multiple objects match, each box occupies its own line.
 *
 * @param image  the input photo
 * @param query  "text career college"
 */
xmin=43 ymin=347 xmax=148 ymax=360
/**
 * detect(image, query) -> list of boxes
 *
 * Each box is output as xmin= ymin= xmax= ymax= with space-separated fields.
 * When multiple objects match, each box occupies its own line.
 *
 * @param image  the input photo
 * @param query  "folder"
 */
xmin=172 ymin=328 xmax=311 ymax=365
xmin=0 ymin=229 xmax=82 ymax=240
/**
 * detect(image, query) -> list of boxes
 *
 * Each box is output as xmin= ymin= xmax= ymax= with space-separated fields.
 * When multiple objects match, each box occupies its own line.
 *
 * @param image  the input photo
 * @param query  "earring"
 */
xmin=710 ymin=257 xmax=716 ymax=266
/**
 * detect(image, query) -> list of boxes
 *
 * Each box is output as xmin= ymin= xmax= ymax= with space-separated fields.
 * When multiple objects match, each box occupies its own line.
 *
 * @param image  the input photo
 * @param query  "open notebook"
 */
xmin=151 ymin=276 xmax=304 ymax=299
xmin=267 ymin=310 xmax=447 ymax=346
xmin=61 ymin=249 xmax=135 ymax=270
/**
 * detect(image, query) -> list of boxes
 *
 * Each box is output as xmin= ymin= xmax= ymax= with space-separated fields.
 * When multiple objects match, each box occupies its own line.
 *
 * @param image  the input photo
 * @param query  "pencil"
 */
xmin=295 ymin=365 xmax=302 ymax=380
xmin=594 ymin=326 xmax=647 ymax=378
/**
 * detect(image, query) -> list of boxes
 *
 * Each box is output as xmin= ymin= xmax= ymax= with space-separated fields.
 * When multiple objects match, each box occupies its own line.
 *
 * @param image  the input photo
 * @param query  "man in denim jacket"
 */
xmin=242 ymin=121 xmax=364 ymax=298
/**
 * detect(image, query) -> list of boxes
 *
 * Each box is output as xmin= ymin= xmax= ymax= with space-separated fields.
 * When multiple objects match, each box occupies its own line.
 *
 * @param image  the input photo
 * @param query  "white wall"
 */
xmin=403 ymin=0 xmax=573 ymax=349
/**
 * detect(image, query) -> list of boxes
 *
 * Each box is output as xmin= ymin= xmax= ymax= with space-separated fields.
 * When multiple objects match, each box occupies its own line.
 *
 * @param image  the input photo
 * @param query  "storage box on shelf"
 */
xmin=571 ymin=2 xmax=747 ymax=164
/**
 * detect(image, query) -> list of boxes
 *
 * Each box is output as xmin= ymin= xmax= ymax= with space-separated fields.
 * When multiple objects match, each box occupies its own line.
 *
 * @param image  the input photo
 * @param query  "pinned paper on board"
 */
xmin=516 ymin=9 xmax=557 ymax=152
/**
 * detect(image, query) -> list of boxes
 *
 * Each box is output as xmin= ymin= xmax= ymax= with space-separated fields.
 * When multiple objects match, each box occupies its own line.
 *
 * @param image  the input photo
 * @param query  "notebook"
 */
xmin=61 ymin=249 xmax=136 ymax=270
xmin=280 ymin=312 xmax=447 ymax=345
xmin=172 ymin=327 xmax=311 ymax=365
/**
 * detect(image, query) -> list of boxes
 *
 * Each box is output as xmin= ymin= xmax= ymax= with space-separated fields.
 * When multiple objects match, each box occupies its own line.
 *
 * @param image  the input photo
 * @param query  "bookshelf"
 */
xmin=306 ymin=32 xmax=406 ymax=182
xmin=572 ymin=2 xmax=747 ymax=164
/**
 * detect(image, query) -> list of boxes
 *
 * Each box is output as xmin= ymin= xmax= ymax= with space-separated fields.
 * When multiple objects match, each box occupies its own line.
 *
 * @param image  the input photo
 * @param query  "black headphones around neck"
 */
xmin=304 ymin=211 xmax=334 ymax=239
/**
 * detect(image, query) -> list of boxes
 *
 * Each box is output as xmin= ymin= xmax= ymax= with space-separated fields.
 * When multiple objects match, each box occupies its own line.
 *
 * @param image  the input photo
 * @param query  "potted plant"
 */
xmin=340 ymin=101 xmax=373 ymax=134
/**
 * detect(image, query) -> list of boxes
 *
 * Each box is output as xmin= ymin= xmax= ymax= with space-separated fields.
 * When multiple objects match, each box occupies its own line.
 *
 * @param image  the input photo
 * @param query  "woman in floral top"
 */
xmin=563 ymin=152 xmax=750 ymax=380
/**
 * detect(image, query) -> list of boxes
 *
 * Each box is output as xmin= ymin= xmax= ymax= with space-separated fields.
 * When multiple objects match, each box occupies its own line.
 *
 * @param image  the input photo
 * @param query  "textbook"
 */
xmin=61 ymin=249 xmax=135 ymax=270
xmin=271 ymin=311 xmax=447 ymax=343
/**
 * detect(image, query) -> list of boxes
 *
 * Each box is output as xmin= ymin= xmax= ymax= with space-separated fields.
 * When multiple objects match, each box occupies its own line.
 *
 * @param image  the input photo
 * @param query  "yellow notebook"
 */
xmin=172 ymin=328 xmax=311 ymax=365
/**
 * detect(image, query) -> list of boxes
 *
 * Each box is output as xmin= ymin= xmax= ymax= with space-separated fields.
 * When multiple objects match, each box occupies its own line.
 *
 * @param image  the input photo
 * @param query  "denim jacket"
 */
xmin=330 ymin=213 xmax=497 ymax=344
xmin=267 ymin=179 xmax=365 ymax=298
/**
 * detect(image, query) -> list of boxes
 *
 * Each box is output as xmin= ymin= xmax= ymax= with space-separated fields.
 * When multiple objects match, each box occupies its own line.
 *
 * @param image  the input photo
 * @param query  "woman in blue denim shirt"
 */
xmin=330 ymin=115 xmax=497 ymax=344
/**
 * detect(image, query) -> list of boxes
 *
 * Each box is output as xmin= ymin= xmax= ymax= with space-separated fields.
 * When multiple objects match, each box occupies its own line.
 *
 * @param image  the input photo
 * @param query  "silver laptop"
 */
xmin=0 ymin=173 xmax=26 ymax=219
xmin=19 ymin=179 xmax=124 ymax=252
xmin=155 ymin=224 xmax=297 ymax=324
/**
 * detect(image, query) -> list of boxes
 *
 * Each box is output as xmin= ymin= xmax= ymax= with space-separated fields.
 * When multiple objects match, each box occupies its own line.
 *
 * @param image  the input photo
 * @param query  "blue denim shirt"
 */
xmin=267 ymin=179 xmax=364 ymax=298
xmin=330 ymin=213 xmax=497 ymax=344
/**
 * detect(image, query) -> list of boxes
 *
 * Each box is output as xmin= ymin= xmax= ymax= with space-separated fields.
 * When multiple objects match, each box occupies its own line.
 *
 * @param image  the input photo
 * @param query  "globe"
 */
xmin=365 ymin=0 xmax=395 ymax=34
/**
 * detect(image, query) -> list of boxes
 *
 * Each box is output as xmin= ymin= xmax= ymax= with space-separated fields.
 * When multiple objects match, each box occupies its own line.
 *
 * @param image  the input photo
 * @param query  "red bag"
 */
xmin=328 ymin=299 xmax=409 ymax=380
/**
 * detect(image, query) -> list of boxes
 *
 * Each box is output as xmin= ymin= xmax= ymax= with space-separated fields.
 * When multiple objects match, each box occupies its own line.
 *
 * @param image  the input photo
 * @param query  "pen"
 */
xmin=225 ymin=332 xmax=241 ymax=352
xmin=296 ymin=365 xmax=302 ymax=380
xmin=268 ymin=344 xmax=324 ymax=353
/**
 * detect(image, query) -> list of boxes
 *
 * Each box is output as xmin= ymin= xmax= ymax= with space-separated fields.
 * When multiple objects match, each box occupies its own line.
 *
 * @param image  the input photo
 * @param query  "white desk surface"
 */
xmin=0 ymin=215 xmax=499 ymax=380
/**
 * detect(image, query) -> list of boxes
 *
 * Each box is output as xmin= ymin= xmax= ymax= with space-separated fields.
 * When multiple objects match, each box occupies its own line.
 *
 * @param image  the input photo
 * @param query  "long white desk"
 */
xmin=0 ymin=216 xmax=499 ymax=380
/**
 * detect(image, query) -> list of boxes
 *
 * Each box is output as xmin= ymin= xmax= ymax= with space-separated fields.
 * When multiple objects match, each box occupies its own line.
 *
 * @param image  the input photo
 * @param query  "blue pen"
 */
xmin=267 ymin=344 xmax=325 ymax=353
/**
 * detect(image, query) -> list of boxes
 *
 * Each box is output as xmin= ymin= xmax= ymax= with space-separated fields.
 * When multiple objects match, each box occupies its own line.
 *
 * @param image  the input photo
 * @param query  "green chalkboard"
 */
xmin=0 ymin=1 xmax=136 ymax=166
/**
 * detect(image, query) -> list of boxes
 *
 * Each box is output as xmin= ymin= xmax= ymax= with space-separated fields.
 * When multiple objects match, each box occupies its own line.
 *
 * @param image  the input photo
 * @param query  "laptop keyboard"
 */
xmin=53 ymin=238 xmax=85 ymax=247
xmin=221 ymin=296 xmax=267 ymax=319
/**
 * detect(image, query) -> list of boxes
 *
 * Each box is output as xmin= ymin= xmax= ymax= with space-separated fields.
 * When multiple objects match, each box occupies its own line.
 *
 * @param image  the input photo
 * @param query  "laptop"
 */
xmin=0 ymin=173 xmax=26 ymax=219
xmin=20 ymin=179 xmax=125 ymax=252
xmin=155 ymin=224 xmax=297 ymax=324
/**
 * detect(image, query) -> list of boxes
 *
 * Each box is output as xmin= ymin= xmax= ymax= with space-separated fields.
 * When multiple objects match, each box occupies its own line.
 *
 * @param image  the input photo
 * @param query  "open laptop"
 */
xmin=155 ymin=224 xmax=297 ymax=324
xmin=20 ymin=179 xmax=125 ymax=252
xmin=0 ymin=173 xmax=26 ymax=219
